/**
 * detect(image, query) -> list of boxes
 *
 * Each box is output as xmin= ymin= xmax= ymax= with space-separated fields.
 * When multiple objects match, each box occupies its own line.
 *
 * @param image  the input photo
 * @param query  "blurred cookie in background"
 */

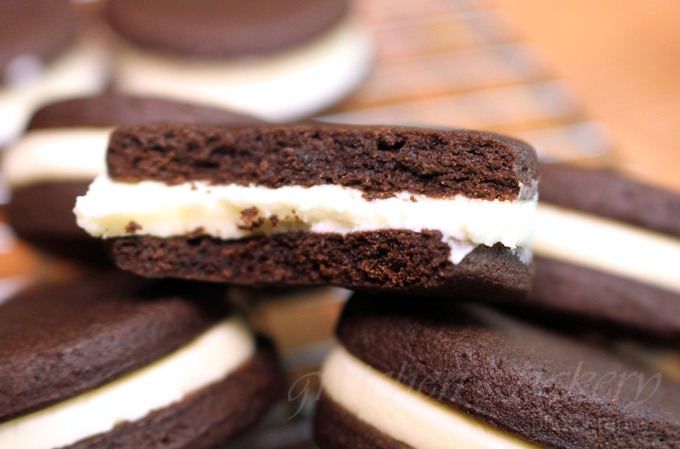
xmin=514 ymin=163 xmax=680 ymax=344
xmin=2 ymin=94 xmax=266 ymax=262
xmin=0 ymin=0 xmax=109 ymax=148
xmin=616 ymin=341 xmax=680 ymax=385
xmin=0 ymin=273 xmax=284 ymax=448
xmin=107 ymin=0 xmax=373 ymax=122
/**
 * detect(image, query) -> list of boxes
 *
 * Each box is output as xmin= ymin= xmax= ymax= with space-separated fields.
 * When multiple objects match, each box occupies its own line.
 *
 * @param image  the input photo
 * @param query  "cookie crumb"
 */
xmin=239 ymin=207 xmax=265 ymax=230
xmin=125 ymin=221 xmax=143 ymax=235
xmin=410 ymin=195 xmax=418 ymax=203
xmin=269 ymin=215 xmax=279 ymax=230
xmin=241 ymin=207 xmax=259 ymax=222
xmin=187 ymin=227 xmax=206 ymax=239
xmin=290 ymin=209 xmax=304 ymax=222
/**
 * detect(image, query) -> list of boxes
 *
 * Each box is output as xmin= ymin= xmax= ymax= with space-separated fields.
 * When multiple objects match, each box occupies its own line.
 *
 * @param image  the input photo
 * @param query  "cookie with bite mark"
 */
xmin=76 ymin=124 xmax=539 ymax=301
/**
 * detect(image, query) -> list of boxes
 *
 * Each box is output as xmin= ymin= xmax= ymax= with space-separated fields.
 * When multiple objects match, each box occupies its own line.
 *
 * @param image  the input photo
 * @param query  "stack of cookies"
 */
xmin=22 ymin=121 xmax=680 ymax=448
xmin=1 ymin=1 xmax=679 ymax=448
xmin=4 ymin=116 xmax=680 ymax=447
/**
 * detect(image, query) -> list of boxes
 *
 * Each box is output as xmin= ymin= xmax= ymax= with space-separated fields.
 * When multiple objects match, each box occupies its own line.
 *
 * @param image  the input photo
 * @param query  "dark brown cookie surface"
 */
xmin=336 ymin=293 xmax=680 ymax=449
xmin=6 ymin=181 xmax=103 ymax=261
xmin=67 ymin=339 xmax=283 ymax=449
xmin=519 ymin=256 xmax=680 ymax=344
xmin=108 ymin=231 xmax=533 ymax=301
xmin=539 ymin=162 xmax=680 ymax=238
xmin=0 ymin=0 xmax=75 ymax=85
xmin=314 ymin=394 xmax=410 ymax=449
xmin=0 ymin=274 xmax=228 ymax=423
xmin=27 ymin=94 xmax=267 ymax=130
xmin=107 ymin=124 xmax=539 ymax=201
xmin=535 ymin=162 xmax=680 ymax=343
xmin=107 ymin=0 xmax=349 ymax=57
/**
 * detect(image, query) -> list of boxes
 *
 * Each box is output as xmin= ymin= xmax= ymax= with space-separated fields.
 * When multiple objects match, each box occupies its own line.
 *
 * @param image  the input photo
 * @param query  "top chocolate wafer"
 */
xmin=107 ymin=0 xmax=350 ymax=57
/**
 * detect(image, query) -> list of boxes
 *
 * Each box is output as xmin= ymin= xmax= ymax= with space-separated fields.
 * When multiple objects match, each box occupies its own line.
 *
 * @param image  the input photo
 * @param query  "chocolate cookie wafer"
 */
xmin=315 ymin=293 xmax=680 ymax=448
xmin=107 ymin=0 xmax=372 ymax=121
xmin=524 ymin=163 xmax=680 ymax=343
xmin=0 ymin=273 xmax=283 ymax=448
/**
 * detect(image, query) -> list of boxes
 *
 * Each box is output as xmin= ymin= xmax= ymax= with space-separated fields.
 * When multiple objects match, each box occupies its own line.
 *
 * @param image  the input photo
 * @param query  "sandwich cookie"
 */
xmin=315 ymin=293 xmax=680 ymax=449
xmin=106 ymin=0 xmax=372 ymax=122
xmin=0 ymin=0 xmax=108 ymax=147
xmin=0 ymin=274 xmax=283 ymax=449
xmin=3 ymin=94 xmax=264 ymax=260
xmin=523 ymin=163 xmax=680 ymax=343
xmin=75 ymin=124 xmax=539 ymax=300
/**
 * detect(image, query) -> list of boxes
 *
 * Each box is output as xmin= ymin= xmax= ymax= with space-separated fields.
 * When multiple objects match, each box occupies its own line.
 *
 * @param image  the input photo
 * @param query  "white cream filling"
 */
xmin=534 ymin=203 xmax=680 ymax=294
xmin=2 ymin=127 xmax=112 ymax=187
xmin=0 ymin=317 xmax=255 ymax=449
xmin=322 ymin=346 xmax=543 ymax=449
xmin=0 ymin=42 xmax=109 ymax=148
xmin=75 ymin=174 xmax=537 ymax=264
xmin=113 ymin=20 xmax=372 ymax=122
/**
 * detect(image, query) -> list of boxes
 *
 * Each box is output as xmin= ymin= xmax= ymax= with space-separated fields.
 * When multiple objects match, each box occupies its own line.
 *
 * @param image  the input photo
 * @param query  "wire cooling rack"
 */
xmin=322 ymin=0 xmax=612 ymax=163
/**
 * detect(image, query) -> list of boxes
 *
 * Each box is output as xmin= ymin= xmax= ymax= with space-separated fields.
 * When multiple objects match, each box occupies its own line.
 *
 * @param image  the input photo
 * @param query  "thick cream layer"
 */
xmin=113 ymin=21 xmax=372 ymax=122
xmin=322 ymin=346 xmax=543 ymax=449
xmin=0 ymin=42 xmax=109 ymax=147
xmin=534 ymin=203 xmax=680 ymax=294
xmin=3 ymin=127 xmax=112 ymax=187
xmin=75 ymin=175 xmax=537 ymax=264
xmin=0 ymin=317 xmax=255 ymax=449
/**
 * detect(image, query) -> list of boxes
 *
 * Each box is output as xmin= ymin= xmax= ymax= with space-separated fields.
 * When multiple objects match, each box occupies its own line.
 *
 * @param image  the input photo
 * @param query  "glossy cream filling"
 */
xmin=113 ymin=20 xmax=372 ymax=122
xmin=2 ymin=127 xmax=112 ymax=187
xmin=75 ymin=174 xmax=537 ymax=264
xmin=322 ymin=346 xmax=544 ymax=449
xmin=0 ymin=42 xmax=109 ymax=147
xmin=0 ymin=317 xmax=255 ymax=449
xmin=534 ymin=203 xmax=680 ymax=294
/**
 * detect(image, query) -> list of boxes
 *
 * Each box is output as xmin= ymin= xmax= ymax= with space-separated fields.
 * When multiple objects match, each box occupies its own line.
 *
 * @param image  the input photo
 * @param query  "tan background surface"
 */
xmin=494 ymin=0 xmax=680 ymax=191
